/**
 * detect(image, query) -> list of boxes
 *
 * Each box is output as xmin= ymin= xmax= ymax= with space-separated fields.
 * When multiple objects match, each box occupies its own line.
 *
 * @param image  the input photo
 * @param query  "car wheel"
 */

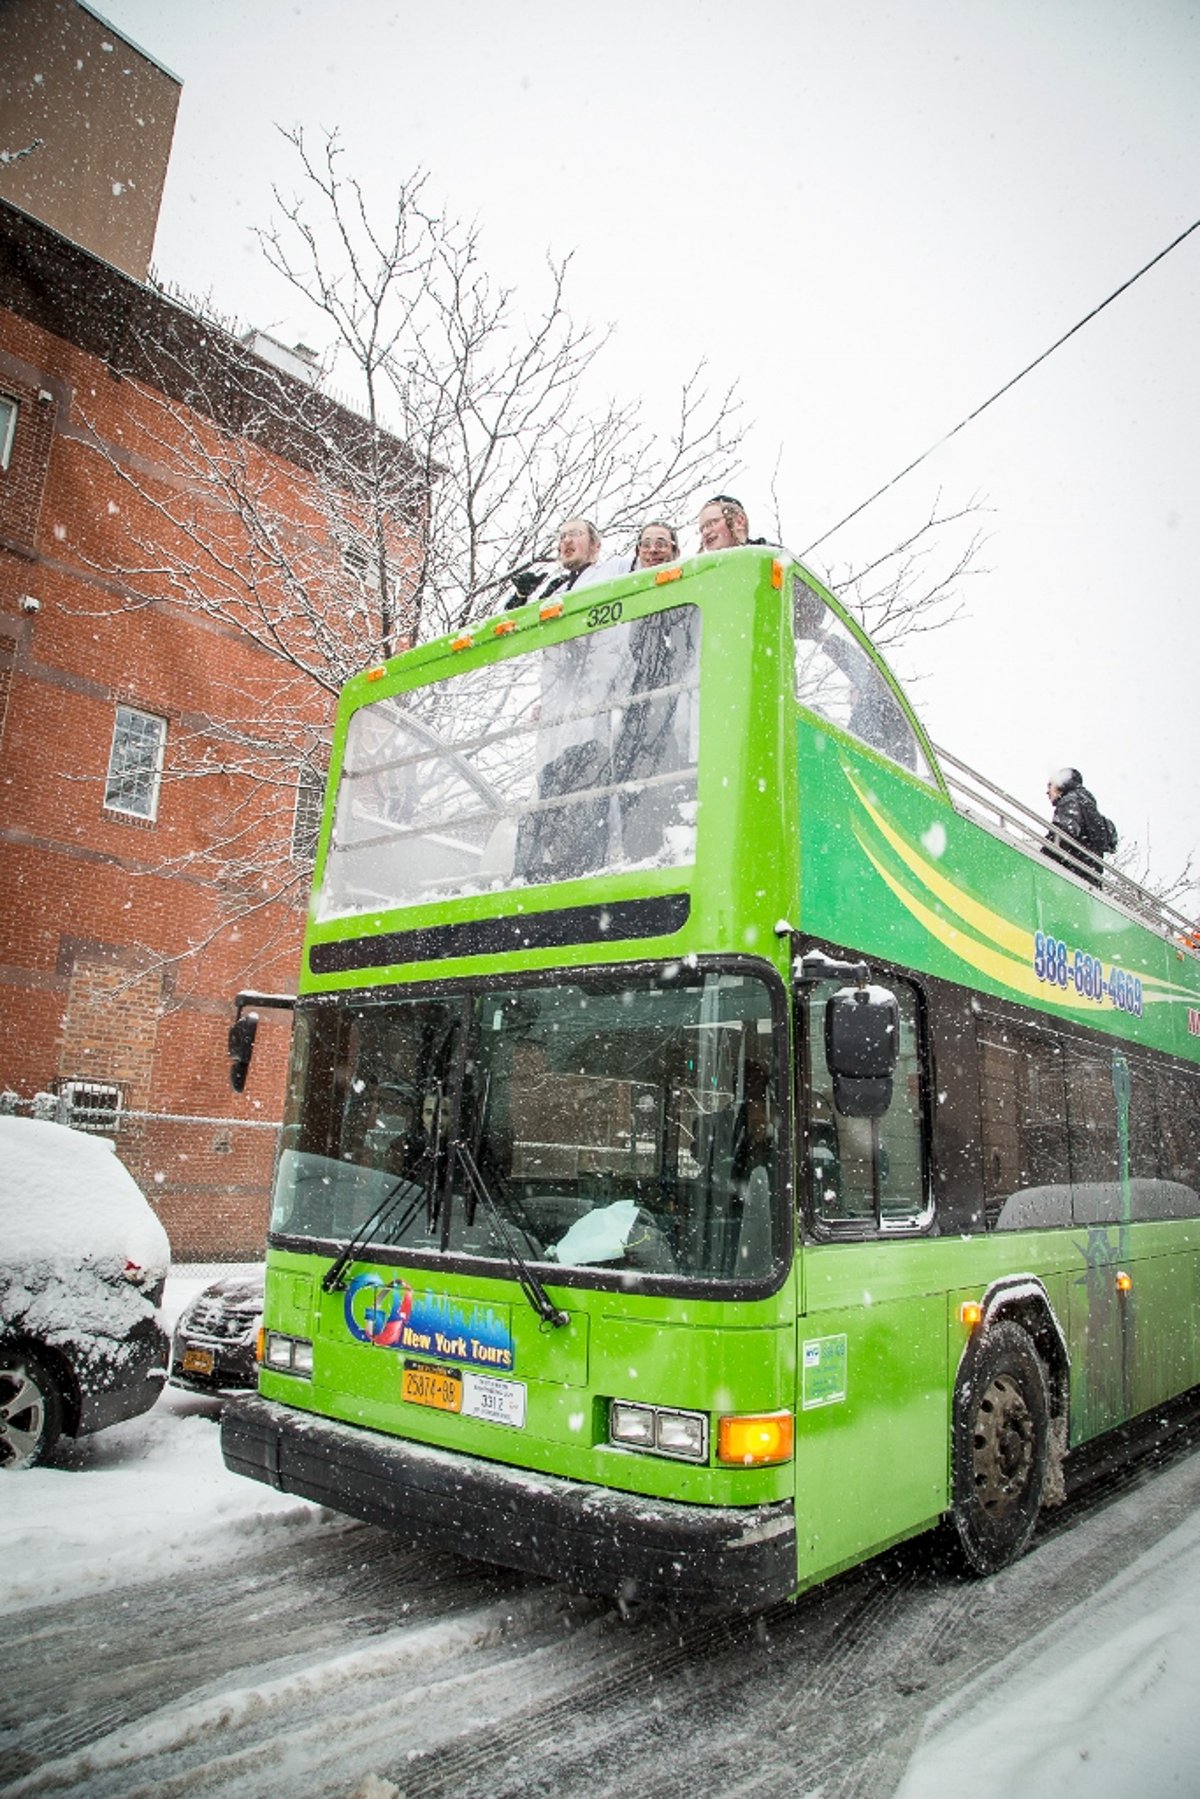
xmin=949 ymin=1321 xmax=1050 ymax=1575
xmin=0 ymin=1347 xmax=64 ymax=1469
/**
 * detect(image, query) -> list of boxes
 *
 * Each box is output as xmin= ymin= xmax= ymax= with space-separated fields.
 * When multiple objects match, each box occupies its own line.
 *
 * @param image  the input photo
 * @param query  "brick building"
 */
xmin=0 ymin=5 xmax=424 ymax=1256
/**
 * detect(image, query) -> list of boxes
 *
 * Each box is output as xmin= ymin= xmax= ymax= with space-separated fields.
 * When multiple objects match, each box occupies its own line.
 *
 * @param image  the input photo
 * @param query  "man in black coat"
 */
xmin=1044 ymin=767 xmax=1106 ymax=887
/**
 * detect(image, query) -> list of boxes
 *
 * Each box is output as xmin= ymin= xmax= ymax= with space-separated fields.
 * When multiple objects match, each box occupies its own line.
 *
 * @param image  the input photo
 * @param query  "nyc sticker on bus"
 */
xmin=802 ymin=1335 xmax=848 ymax=1409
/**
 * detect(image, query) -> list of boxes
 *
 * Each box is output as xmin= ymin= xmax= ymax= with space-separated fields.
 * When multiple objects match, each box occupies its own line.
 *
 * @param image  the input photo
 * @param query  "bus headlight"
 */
xmin=609 ymin=1400 xmax=707 ymax=1462
xmin=264 ymin=1332 xmax=314 ymax=1377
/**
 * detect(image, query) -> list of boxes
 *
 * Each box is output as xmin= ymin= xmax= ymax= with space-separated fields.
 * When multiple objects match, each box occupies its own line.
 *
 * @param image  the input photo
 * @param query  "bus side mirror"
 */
xmin=825 ymin=986 xmax=899 ymax=1119
xmin=228 ymin=1011 xmax=259 ymax=1093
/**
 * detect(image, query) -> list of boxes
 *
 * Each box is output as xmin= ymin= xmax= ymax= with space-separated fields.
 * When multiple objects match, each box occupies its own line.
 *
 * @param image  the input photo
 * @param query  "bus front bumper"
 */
xmin=221 ymin=1394 xmax=797 ymax=1612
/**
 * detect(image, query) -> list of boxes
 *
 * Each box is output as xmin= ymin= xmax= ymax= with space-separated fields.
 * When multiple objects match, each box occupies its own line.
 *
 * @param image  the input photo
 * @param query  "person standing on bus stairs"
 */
xmin=1043 ymin=767 xmax=1108 ymax=887
xmin=698 ymin=494 xmax=776 ymax=554
xmin=505 ymin=517 xmax=601 ymax=607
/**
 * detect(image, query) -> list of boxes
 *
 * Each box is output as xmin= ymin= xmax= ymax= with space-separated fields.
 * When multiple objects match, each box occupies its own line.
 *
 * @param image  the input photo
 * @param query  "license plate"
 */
xmin=462 ymin=1371 xmax=526 ymax=1429
xmin=402 ymin=1361 xmax=462 ymax=1413
xmin=182 ymin=1347 xmax=214 ymax=1376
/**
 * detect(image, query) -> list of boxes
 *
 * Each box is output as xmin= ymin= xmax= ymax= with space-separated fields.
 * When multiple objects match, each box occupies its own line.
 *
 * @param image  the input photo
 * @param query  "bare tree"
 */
xmin=67 ymin=130 xmax=746 ymax=979
xmin=258 ymin=129 xmax=744 ymax=640
xmin=1112 ymin=836 xmax=1199 ymax=917
xmin=0 ymin=136 xmax=44 ymax=166
xmin=818 ymin=490 xmax=990 ymax=659
xmin=77 ymin=130 xmax=1012 ymax=989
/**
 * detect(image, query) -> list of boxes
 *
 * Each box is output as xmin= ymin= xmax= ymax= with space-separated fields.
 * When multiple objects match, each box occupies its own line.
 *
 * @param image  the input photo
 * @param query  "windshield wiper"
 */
xmin=321 ymin=1143 xmax=439 ymax=1294
xmin=424 ymin=1081 xmax=446 ymax=1235
xmin=453 ymin=1138 xmax=569 ymax=1329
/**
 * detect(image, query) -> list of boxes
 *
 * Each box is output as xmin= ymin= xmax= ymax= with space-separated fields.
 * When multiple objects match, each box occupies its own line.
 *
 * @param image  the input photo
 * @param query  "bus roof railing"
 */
xmin=932 ymin=744 xmax=1198 ymax=953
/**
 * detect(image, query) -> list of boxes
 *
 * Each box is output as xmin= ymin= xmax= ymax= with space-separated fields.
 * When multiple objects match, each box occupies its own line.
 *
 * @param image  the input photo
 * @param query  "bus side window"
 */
xmin=806 ymin=976 xmax=928 ymax=1232
xmin=976 ymin=1015 xmax=1069 ymax=1228
xmin=791 ymin=575 xmax=928 ymax=777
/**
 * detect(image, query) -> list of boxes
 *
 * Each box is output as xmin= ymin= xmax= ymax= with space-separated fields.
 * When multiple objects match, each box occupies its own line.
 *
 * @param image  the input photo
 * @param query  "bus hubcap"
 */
xmin=972 ymin=1373 xmax=1034 ymax=1518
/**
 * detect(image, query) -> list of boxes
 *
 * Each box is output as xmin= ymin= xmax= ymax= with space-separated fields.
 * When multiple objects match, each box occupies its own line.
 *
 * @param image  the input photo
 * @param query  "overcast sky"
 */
xmin=95 ymin=0 xmax=1200 ymax=898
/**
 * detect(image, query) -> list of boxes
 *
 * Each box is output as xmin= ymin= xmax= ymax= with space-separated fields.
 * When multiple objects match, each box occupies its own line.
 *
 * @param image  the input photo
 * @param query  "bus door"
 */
xmin=792 ymin=969 xmax=948 ymax=1585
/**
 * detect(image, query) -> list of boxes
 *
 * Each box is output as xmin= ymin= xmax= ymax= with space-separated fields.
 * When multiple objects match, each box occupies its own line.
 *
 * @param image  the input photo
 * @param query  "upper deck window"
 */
xmin=319 ymin=605 xmax=700 ymax=919
xmin=792 ymin=575 xmax=933 ymax=781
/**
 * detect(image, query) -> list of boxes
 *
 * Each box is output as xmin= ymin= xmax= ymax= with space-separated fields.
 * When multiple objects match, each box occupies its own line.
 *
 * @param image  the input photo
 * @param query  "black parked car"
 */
xmin=0 ymin=1117 xmax=171 ymax=1469
xmin=170 ymin=1272 xmax=263 ymax=1396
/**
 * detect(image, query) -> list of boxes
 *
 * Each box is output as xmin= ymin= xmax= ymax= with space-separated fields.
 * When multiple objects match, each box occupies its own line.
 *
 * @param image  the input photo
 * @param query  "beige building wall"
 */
xmin=0 ymin=0 xmax=180 ymax=282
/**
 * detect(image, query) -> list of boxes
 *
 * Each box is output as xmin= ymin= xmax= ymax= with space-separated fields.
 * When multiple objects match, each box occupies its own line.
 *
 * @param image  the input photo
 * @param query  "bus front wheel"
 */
xmin=950 ymin=1321 xmax=1050 ymax=1576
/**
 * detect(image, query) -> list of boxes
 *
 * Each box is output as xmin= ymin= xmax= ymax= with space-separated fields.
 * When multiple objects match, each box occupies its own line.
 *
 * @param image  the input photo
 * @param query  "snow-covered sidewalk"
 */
xmin=0 ymin=1265 xmax=333 ymax=1619
xmin=7 ymin=1266 xmax=1200 ymax=1797
xmin=896 ymin=1488 xmax=1200 ymax=1797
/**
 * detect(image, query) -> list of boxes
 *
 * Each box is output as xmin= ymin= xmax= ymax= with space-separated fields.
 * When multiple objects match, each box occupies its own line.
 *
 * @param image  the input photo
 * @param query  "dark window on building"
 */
xmin=0 ymin=394 xmax=16 ymax=471
xmin=57 ymin=1078 xmax=125 ymax=1137
xmin=291 ymin=764 xmax=325 ymax=862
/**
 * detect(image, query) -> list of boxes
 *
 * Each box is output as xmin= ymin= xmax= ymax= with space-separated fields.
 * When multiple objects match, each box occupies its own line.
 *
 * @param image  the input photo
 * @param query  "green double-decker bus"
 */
xmin=222 ymin=544 xmax=1200 ymax=1610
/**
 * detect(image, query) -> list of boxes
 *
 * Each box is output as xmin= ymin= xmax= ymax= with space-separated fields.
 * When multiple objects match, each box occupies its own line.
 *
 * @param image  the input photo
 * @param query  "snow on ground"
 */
xmin=0 ymin=1264 xmax=337 ymax=1620
xmin=896 ymin=1496 xmax=1200 ymax=1797
xmin=7 ymin=1264 xmax=1200 ymax=1795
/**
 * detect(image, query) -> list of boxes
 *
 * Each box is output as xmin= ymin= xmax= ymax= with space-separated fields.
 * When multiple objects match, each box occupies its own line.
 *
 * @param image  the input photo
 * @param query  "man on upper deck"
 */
xmin=698 ymin=494 xmax=769 ymax=552
xmin=1043 ymin=767 xmax=1109 ymax=888
xmin=507 ymin=517 xmax=601 ymax=607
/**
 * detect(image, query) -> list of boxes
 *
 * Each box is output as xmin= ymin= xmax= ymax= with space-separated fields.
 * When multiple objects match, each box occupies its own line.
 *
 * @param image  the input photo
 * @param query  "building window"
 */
xmin=291 ymin=764 xmax=325 ymax=862
xmin=0 ymin=395 xmax=16 ymax=471
xmin=58 ymin=1079 xmax=125 ymax=1136
xmin=342 ymin=539 xmax=396 ymax=598
xmin=104 ymin=706 xmax=167 ymax=821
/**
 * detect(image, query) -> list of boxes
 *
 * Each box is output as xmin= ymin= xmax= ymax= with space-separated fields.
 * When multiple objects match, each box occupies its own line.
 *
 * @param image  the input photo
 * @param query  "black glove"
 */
xmin=507 ymin=566 xmax=545 ymax=605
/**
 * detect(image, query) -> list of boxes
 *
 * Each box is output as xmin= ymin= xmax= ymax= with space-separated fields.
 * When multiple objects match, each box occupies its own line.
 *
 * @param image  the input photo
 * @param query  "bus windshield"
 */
xmin=271 ymin=966 xmax=783 ymax=1285
xmin=318 ymin=604 xmax=701 ymax=919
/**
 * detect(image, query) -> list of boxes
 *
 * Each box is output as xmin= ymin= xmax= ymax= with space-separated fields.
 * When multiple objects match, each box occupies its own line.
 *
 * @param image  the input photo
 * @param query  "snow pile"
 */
xmin=0 ymin=1116 xmax=170 ymax=1271
xmin=0 ymin=1265 xmax=337 ymax=1618
xmin=897 ymin=1503 xmax=1200 ymax=1797
xmin=0 ymin=1116 xmax=171 ymax=1368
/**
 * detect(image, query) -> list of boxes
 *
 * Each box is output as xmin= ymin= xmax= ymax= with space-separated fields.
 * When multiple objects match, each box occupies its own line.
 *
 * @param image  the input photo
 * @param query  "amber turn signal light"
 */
xmin=959 ymin=1300 xmax=984 ymax=1329
xmin=717 ymin=1412 xmax=794 ymax=1466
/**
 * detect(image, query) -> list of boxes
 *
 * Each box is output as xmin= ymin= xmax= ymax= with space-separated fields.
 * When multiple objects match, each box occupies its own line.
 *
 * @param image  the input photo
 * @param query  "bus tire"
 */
xmin=949 ymin=1321 xmax=1050 ymax=1576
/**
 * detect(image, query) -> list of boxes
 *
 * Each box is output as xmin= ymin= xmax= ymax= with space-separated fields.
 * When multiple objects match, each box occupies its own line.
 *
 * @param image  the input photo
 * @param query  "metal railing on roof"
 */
xmin=932 ymin=744 xmax=1198 ymax=951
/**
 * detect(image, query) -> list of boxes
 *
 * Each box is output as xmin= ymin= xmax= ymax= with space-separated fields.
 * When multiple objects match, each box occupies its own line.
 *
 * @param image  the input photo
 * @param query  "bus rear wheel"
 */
xmin=950 ymin=1321 xmax=1050 ymax=1576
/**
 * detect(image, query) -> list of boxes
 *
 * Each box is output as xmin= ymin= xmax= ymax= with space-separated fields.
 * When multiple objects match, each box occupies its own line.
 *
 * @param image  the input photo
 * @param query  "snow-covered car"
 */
xmin=169 ymin=1272 xmax=263 ymax=1396
xmin=0 ymin=1116 xmax=171 ymax=1469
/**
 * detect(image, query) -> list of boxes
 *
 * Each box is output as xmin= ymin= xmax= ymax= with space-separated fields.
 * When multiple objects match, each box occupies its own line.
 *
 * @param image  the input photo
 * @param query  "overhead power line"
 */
xmin=804 ymin=213 xmax=1200 ymax=556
